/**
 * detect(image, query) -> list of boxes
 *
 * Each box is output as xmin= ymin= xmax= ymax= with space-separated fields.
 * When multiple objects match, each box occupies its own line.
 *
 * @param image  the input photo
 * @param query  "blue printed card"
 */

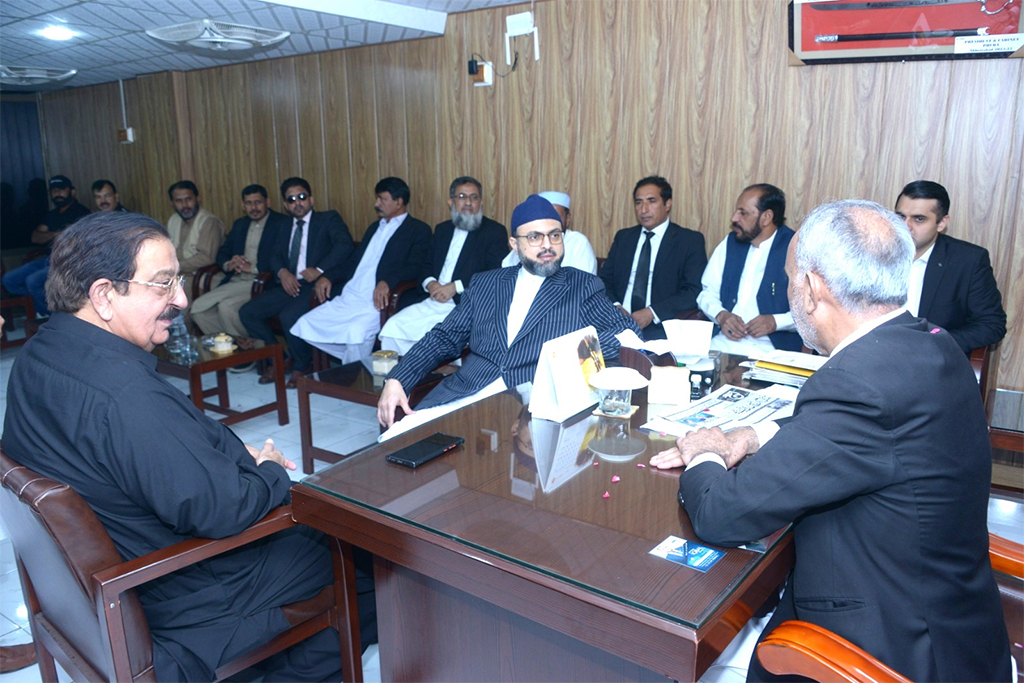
xmin=650 ymin=535 xmax=725 ymax=573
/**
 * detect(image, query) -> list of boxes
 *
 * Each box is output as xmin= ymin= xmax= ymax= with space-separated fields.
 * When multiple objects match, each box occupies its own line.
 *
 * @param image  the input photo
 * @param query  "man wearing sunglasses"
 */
xmin=239 ymin=177 xmax=354 ymax=387
xmin=378 ymin=194 xmax=641 ymax=433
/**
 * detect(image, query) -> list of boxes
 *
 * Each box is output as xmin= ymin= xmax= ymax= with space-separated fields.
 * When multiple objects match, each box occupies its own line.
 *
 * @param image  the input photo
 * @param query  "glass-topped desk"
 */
xmin=292 ymin=365 xmax=793 ymax=682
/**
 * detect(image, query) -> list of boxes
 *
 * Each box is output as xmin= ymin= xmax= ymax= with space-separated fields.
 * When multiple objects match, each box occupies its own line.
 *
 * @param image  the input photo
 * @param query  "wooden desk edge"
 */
xmin=292 ymin=482 xmax=793 ymax=682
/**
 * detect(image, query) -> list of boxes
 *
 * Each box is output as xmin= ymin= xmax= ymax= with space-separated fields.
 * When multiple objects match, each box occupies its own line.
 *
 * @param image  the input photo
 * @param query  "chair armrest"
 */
xmin=192 ymin=264 xmax=223 ymax=300
xmin=251 ymin=272 xmax=274 ymax=297
xmin=969 ymin=345 xmax=991 ymax=402
xmin=990 ymin=532 xmax=1024 ymax=578
xmin=757 ymin=620 xmax=912 ymax=683
xmin=382 ymin=280 xmax=418 ymax=326
xmin=92 ymin=505 xmax=296 ymax=596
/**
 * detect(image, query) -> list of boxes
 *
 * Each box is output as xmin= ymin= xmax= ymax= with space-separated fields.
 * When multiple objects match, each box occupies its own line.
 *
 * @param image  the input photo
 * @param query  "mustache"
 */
xmin=537 ymin=249 xmax=557 ymax=258
xmin=158 ymin=309 xmax=179 ymax=321
xmin=732 ymin=222 xmax=742 ymax=231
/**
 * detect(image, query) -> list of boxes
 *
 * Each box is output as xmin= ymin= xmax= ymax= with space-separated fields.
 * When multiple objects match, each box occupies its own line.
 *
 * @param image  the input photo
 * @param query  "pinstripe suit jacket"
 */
xmin=389 ymin=265 xmax=643 ymax=410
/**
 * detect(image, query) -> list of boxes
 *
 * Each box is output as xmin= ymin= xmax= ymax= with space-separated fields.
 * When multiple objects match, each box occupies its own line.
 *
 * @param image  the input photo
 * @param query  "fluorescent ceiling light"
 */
xmin=39 ymin=25 xmax=78 ymax=41
xmin=255 ymin=0 xmax=447 ymax=35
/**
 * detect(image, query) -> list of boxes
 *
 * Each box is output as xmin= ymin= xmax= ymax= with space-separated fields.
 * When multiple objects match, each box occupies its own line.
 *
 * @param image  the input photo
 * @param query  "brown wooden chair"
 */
xmin=756 ymin=532 xmax=1024 ymax=682
xmin=0 ymin=447 xmax=351 ymax=683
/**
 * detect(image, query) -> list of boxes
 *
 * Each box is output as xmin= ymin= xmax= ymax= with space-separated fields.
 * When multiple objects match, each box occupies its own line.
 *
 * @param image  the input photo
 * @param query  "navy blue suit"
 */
xmin=680 ymin=313 xmax=1010 ymax=682
xmin=239 ymin=210 xmax=353 ymax=372
xmin=918 ymin=233 xmax=1006 ymax=353
xmin=389 ymin=266 xmax=642 ymax=409
xmin=404 ymin=216 xmax=508 ymax=307
xmin=215 ymin=210 xmax=289 ymax=284
xmin=600 ymin=222 xmax=707 ymax=339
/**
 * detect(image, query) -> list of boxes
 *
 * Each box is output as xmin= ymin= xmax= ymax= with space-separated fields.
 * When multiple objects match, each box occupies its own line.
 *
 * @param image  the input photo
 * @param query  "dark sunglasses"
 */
xmin=284 ymin=193 xmax=310 ymax=203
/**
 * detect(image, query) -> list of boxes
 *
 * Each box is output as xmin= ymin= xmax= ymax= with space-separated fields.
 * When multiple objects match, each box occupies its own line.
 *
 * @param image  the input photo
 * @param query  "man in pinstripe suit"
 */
xmin=378 ymin=194 xmax=642 ymax=429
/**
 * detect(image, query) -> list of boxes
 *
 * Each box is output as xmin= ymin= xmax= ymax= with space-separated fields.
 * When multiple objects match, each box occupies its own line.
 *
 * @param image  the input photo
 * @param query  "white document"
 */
xmin=615 ymin=319 xmax=713 ymax=359
xmin=641 ymin=383 xmax=799 ymax=438
xmin=530 ymin=326 xmax=603 ymax=423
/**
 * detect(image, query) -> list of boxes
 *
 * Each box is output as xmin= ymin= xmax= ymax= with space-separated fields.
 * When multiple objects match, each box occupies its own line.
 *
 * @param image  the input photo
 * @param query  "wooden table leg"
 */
xmin=215 ymin=368 xmax=230 ymax=408
xmin=188 ymin=369 xmax=205 ymax=413
xmin=335 ymin=539 xmax=364 ymax=683
xmin=299 ymin=376 xmax=315 ymax=474
xmin=273 ymin=345 xmax=289 ymax=426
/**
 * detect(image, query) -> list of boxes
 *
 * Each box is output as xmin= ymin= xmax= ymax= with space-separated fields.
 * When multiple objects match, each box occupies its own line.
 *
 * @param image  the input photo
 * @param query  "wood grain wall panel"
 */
xmin=403 ymin=37 xmax=445 ymax=225
xmin=33 ymin=0 xmax=1024 ymax=389
xmin=872 ymin=60 xmax=950 ymax=203
xmin=127 ymin=73 xmax=183 ymax=220
xmin=568 ymin=0 xmax=622 ymax=249
xmin=247 ymin=60 xmax=284 ymax=209
xmin=374 ymin=43 xmax=411 ymax=189
xmin=183 ymin=64 xmax=254 ymax=225
xmin=345 ymin=46 xmax=381 ymax=236
xmin=432 ymin=14 xmax=467 ymax=209
xmin=462 ymin=8 xmax=504 ymax=222
xmin=267 ymin=59 xmax=301 ymax=195
xmin=534 ymin=0 xmax=576 ymax=213
xmin=317 ymin=49 xmax=356 ymax=223
xmin=295 ymin=53 xmax=329 ymax=210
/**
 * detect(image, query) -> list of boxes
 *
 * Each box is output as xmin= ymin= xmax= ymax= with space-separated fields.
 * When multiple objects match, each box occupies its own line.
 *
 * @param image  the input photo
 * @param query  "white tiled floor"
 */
xmin=0 ymin=336 xmax=382 ymax=682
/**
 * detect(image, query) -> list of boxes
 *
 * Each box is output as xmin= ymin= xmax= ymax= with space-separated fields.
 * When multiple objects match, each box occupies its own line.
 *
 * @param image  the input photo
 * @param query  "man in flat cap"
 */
xmin=378 ymin=194 xmax=640 ymax=433
xmin=2 ymin=175 xmax=90 ymax=319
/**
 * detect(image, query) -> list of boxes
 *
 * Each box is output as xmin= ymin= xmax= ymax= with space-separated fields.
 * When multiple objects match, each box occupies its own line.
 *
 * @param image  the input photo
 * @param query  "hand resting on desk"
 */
xmin=649 ymin=426 xmax=759 ymax=470
xmin=378 ymin=378 xmax=415 ymax=428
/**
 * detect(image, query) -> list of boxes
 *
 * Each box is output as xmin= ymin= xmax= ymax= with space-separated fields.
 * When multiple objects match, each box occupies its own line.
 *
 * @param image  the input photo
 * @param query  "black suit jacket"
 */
xmin=680 ymin=313 xmax=1010 ymax=682
xmin=216 ymin=210 xmax=289 ymax=285
xmin=322 ymin=215 xmax=432 ymax=307
xmin=599 ymin=222 xmax=707 ymax=339
xmin=405 ymin=216 xmax=508 ymax=307
xmin=918 ymin=233 xmax=1006 ymax=353
xmin=268 ymin=209 xmax=353 ymax=282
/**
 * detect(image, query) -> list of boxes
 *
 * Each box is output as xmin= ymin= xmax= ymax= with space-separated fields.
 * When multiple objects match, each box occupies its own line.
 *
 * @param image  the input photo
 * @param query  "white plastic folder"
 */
xmin=529 ymin=326 xmax=603 ymax=422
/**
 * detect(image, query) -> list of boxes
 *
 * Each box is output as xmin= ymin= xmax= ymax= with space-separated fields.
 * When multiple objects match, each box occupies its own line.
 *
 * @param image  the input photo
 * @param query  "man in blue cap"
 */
xmin=377 ymin=194 xmax=641 ymax=430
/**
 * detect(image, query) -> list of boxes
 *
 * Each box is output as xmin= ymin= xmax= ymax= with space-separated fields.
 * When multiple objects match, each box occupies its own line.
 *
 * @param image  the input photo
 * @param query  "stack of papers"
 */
xmin=742 ymin=350 xmax=828 ymax=388
xmin=642 ymin=384 xmax=799 ymax=438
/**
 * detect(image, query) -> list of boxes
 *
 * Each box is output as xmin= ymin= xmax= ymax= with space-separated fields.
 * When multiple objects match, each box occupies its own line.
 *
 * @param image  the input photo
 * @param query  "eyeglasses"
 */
xmin=111 ymin=275 xmax=184 ymax=299
xmin=284 ymin=193 xmax=310 ymax=203
xmin=514 ymin=230 xmax=563 ymax=247
xmin=454 ymin=193 xmax=481 ymax=203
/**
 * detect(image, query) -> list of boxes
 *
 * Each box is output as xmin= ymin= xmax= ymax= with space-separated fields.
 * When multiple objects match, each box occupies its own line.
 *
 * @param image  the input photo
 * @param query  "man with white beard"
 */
xmin=378 ymin=176 xmax=507 ymax=354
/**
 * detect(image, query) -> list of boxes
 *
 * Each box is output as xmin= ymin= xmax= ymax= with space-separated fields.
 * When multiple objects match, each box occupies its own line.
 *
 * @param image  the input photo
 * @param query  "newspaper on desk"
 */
xmin=641 ymin=383 xmax=799 ymax=438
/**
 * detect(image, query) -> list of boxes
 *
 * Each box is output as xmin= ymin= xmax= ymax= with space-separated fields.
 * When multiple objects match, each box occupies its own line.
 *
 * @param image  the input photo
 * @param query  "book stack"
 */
xmin=743 ymin=350 xmax=828 ymax=388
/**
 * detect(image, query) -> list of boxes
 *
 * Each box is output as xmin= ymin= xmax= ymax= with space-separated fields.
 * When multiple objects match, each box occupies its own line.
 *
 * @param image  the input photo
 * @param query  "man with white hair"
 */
xmin=652 ymin=200 xmax=1010 ymax=682
xmin=379 ymin=176 xmax=507 ymax=354
xmin=502 ymin=191 xmax=597 ymax=274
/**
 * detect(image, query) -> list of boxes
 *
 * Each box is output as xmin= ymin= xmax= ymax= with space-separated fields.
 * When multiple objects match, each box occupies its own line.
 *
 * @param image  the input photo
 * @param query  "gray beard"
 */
xmin=451 ymin=208 xmax=483 ymax=232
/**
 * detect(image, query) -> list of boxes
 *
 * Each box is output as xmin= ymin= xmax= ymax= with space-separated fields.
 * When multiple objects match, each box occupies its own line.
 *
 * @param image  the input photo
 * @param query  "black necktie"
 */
xmin=631 ymin=230 xmax=653 ymax=313
xmin=288 ymin=219 xmax=305 ymax=274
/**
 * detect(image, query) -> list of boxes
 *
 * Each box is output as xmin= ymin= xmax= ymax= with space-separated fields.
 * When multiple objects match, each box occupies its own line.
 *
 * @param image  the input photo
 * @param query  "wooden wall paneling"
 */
xmin=534 ymin=0 xmax=576 ymax=220
xmin=433 ymin=14 xmax=467 ymax=213
xmin=942 ymin=59 xmax=1022 ymax=391
xmin=295 ymin=53 xmax=329 ymax=211
xmin=1000 ymin=68 xmax=1023 ymax=391
xmin=126 ymin=73 xmax=184 ymax=221
xmin=170 ymin=72 xmax=194 ymax=195
xmin=268 ymin=59 xmax=301 ymax=195
xmin=183 ymin=64 xmax=254 ymax=226
xmin=871 ymin=60 xmax=951 ymax=205
xmin=462 ymin=8 xmax=504 ymax=226
xmin=498 ymin=2 xmax=539 ymax=216
xmin=403 ymin=37 xmax=446 ymax=226
xmin=318 ymin=49 xmax=357 ymax=224
xmin=373 ymin=42 xmax=411 ymax=189
xmin=570 ymin=0 xmax=628 ymax=255
xmin=345 ymin=46 xmax=382 ymax=236
xmin=247 ymin=60 xmax=285 ymax=212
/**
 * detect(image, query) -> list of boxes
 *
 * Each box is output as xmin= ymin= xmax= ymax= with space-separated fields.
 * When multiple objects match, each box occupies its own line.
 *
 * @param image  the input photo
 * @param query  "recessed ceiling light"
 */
xmin=39 ymin=25 xmax=77 ymax=41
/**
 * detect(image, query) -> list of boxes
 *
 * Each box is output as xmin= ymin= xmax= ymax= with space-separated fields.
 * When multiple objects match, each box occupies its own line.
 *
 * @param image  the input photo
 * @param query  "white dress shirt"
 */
xmin=698 ymin=230 xmax=795 ymax=355
xmin=621 ymin=219 xmax=669 ymax=323
xmin=905 ymin=242 xmax=935 ymax=317
xmin=423 ymin=228 xmax=469 ymax=294
xmin=287 ymin=211 xmax=314 ymax=276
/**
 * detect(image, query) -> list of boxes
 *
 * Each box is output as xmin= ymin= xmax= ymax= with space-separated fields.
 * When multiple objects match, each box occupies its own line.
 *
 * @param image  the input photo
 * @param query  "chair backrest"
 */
xmin=0 ymin=447 xmax=153 ymax=681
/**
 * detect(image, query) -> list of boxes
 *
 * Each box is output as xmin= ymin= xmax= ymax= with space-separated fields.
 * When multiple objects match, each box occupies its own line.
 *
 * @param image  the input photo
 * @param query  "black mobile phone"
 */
xmin=385 ymin=432 xmax=464 ymax=468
